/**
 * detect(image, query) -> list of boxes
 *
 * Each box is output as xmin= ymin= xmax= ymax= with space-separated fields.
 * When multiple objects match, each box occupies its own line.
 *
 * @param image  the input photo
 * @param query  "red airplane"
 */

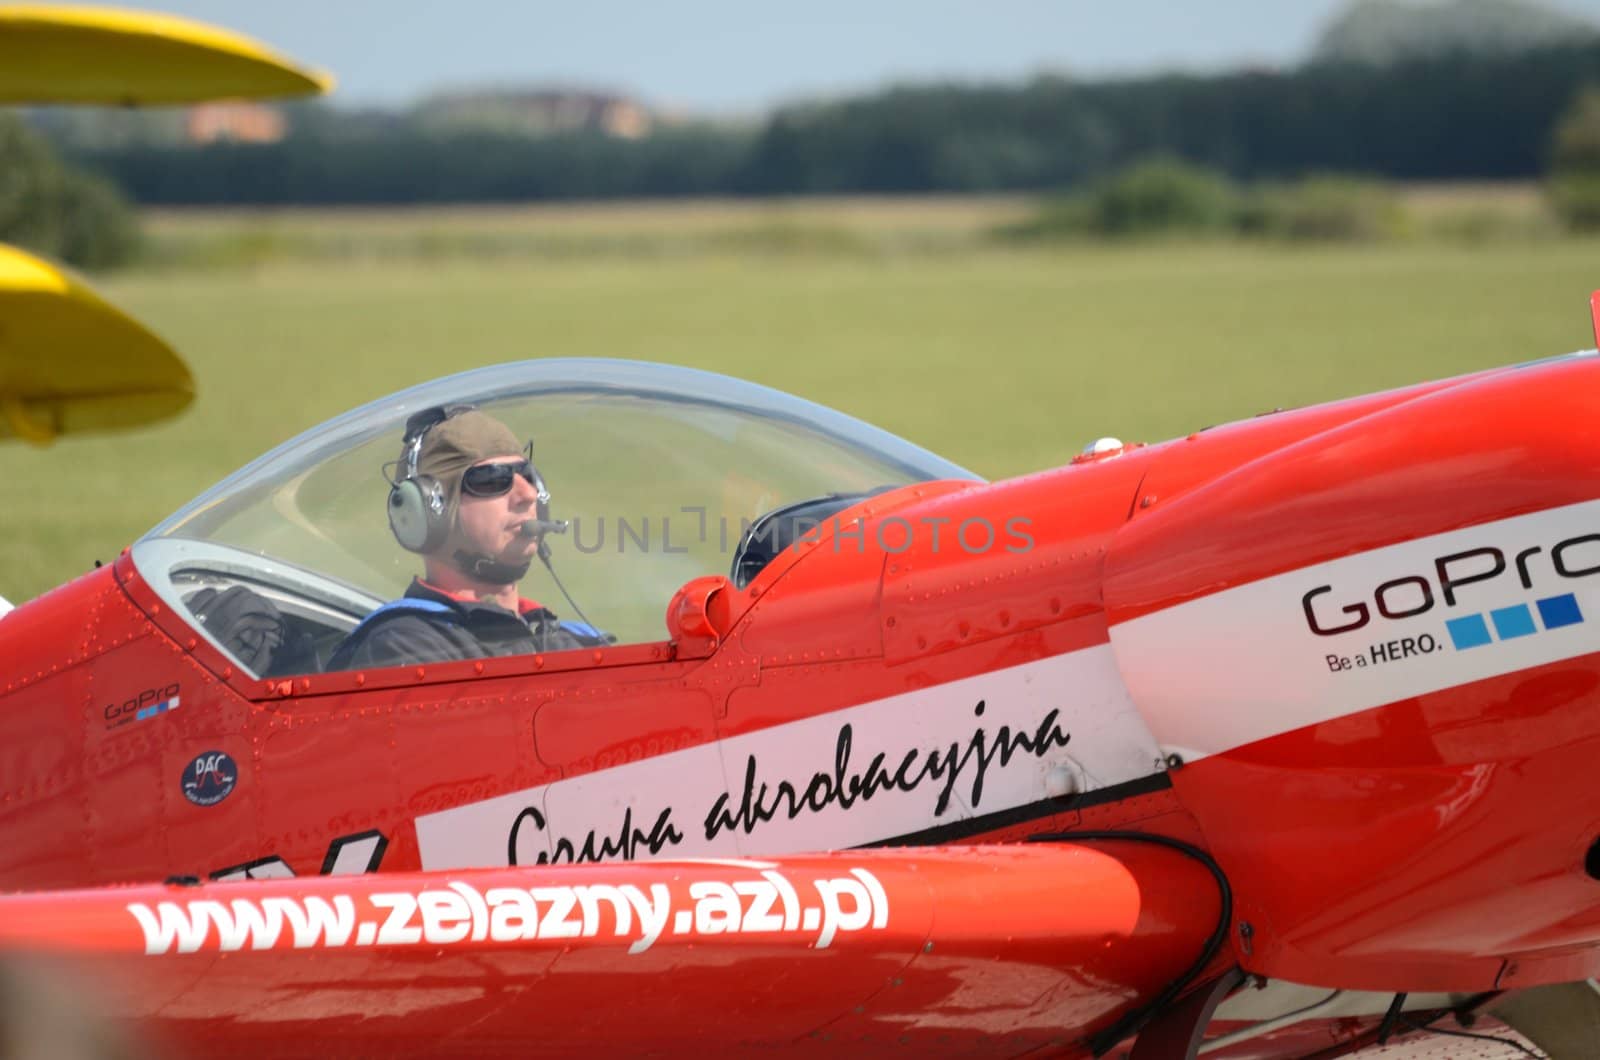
xmin=3 ymin=298 xmax=1600 ymax=1058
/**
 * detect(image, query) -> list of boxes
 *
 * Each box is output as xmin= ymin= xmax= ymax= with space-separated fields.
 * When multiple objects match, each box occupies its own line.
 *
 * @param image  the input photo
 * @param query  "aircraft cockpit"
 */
xmin=129 ymin=360 xmax=980 ymax=679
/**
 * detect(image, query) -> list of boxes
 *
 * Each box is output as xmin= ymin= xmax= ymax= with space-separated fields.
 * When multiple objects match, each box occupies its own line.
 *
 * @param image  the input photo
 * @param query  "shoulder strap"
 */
xmin=557 ymin=619 xmax=608 ymax=641
xmin=346 ymin=597 xmax=459 ymax=639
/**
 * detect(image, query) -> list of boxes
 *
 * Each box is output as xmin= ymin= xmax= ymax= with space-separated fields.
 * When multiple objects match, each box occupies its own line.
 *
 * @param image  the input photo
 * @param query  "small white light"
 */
xmin=1045 ymin=761 xmax=1085 ymax=798
xmin=1083 ymin=436 xmax=1124 ymax=456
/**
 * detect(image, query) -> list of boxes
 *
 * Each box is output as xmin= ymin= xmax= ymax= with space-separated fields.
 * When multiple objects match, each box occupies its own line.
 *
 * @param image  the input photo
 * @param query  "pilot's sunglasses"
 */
xmin=461 ymin=459 xmax=539 ymax=498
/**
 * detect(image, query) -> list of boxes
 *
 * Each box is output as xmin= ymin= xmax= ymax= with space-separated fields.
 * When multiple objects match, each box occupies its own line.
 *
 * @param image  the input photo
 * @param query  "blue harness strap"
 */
xmin=347 ymin=597 xmax=459 ymax=638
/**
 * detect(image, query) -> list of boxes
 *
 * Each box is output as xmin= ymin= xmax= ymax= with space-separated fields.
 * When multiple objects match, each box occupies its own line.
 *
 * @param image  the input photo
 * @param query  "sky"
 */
xmin=46 ymin=0 xmax=1600 ymax=112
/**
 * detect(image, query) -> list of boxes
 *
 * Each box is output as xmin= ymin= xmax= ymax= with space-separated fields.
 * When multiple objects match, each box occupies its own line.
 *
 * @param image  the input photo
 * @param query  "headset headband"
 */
xmin=401 ymin=403 xmax=478 ymax=483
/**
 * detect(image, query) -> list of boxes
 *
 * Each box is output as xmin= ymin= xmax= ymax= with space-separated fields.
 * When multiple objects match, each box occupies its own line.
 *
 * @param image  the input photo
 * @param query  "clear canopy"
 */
xmin=133 ymin=360 xmax=978 ymax=674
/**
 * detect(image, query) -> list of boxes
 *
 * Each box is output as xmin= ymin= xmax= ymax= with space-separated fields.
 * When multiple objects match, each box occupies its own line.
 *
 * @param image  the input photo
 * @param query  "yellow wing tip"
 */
xmin=0 ymin=3 xmax=335 ymax=102
xmin=286 ymin=66 xmax=337 ymax=98
xmin=0 ymin=240 xmax=196 ymax=445
xmin=0 ymin=244 xmax=72 ymax=295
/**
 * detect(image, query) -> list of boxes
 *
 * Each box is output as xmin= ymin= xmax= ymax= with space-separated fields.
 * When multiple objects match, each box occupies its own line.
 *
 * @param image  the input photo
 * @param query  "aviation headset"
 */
xmin=386 ymin=404 xmax=552 ymax=555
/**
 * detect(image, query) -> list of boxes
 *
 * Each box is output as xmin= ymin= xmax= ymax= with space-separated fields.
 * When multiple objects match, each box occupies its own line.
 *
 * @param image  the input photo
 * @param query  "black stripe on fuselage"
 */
xmin=859 ymin=770 xmax=1174 ymax=848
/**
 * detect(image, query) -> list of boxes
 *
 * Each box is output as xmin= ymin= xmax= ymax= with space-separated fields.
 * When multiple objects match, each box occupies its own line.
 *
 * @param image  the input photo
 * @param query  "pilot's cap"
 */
xmin=413 ymin=408 xmax=524 ymax=505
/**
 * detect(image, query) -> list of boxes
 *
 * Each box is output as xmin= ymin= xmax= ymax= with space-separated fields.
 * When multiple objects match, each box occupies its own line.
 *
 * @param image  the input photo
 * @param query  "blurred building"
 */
xmin=413 ymin=89 xmax=653 ymax=138
xmin=185 ymin=102 xmax=287 ymax=144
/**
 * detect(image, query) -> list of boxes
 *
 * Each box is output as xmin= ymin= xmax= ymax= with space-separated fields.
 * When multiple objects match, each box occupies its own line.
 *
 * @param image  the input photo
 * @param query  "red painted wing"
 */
xmin=0 ymin=843 xmax=1219 ymax=1059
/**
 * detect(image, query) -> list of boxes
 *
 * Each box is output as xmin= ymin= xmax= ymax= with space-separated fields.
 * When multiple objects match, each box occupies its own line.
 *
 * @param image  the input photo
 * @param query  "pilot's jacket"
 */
xmin=326 ymin=578 xmax=607 ymax=672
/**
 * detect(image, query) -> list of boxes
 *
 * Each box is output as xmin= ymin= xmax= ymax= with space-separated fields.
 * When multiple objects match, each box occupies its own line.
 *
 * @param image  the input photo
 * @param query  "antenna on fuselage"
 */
xmin=1591 ymin=290 xmax=1600 ymax=348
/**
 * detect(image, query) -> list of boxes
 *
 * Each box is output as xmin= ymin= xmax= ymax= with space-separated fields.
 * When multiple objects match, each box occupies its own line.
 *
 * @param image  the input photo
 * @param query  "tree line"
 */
xmin=55 ymin=41 xmax=1600 ymax=206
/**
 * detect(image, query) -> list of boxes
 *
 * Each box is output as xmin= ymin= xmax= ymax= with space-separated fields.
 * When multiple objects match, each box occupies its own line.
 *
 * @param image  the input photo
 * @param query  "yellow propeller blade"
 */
xmin=0 ymin=4 xmax=332 ymax=104
xmin=0 ymin=242 xmax=192 ymax=444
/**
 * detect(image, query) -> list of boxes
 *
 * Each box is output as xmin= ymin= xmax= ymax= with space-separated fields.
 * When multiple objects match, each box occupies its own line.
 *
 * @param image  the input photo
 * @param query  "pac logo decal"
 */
xmin=182 ymin=751 xmax=237 ymax=807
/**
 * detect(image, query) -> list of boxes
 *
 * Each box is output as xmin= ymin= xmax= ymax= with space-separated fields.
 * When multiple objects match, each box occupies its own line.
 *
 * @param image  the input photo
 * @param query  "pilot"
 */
xmin=326 ymin=404 xmax=607 ymax=671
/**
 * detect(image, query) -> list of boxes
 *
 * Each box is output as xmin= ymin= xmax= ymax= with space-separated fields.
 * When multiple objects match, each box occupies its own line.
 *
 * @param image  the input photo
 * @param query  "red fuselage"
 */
xmin=3 ymin=351 xmax=1599 ymax=1003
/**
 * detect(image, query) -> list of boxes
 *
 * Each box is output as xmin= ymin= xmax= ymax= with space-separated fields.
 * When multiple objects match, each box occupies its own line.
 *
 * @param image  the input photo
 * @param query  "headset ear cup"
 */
xmin=389 ymin=476 xmax=448 ymax=553
xmin=388 ymin=479 xmax=429 ymax=553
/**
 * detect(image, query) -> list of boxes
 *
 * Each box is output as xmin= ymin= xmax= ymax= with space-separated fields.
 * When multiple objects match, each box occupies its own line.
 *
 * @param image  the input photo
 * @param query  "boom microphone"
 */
xmin=519 ymin=518 xmax=570 ymax=538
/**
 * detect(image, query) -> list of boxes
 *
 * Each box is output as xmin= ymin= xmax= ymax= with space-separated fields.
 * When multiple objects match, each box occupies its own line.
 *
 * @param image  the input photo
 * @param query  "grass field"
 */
xmin=134 ymin=196 xmax=1036 ymax=267
xmin=7 ymin=198 xmax=1600 ymax=604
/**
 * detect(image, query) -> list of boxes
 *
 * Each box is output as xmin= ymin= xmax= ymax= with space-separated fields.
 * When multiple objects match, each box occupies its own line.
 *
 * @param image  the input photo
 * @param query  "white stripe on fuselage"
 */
xmin=415 ymin=647 xmax=1162 ymax=869
xmin=1110 ymin=498 xmax=1600 ymax=761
